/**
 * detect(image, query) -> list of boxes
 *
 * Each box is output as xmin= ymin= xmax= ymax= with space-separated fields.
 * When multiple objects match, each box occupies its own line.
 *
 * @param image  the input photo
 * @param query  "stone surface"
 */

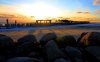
xmin=16 ymin=35 xmax=38 ymax=56
xmin=77 ymin=32 xmax=100 ymax=46
xmin=56 ymin=35 xmax=76 ymax=48
xmin=86 ymin=46 xmax=100 ymax=60
xmin=0 ymin=34 xmax=14 ymax=56
xmin=40 ymin=33 xmax=57 ymax=47
xmin=6 ymin=57 xmax=40 ymax=62
xmin=44 ymin=40 xmax=66 ymax=62
xmin=65 ymin=47 xmax=83 ymax=62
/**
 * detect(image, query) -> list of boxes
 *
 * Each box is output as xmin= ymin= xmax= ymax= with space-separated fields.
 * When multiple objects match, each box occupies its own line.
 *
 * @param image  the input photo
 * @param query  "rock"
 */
xmin=44 ymin=40 xmax=66 ymax=62
xmin=0 ymin=34 xmax=14 ymax=47
xmin=17 ymin=35 xmax=37 ymax=45
xmin=65 ymin=47 xmax=83 ymax=62
xmin=54 ymin=58 xmax=70 ymax=62
xmin=86 ymin=46 xmax=100 ymax=60
xmin=40 ymin=33 xmax=57 ymax=47
xmin=88 ymin=32 xmax=100 ymax=46
xmin=0 ymin=34 xmax=14 ymax=56
xmin=16 ymin=35 xmax=38 ymax=56
xmin=77 ymin=32 xmax=88 ymax=43
xmin=77 ymin=32 xmax=88 ymax=47
xmin=0 ymin=56 xmax=6 ymax=62
xmin=77 ymin=32 xmax=100 ymax=46
xmin=56 ymin=35 xmax=76 ymax=48
xmin=28 ymin=52 xmax=41 ymax=59
xmin=6 ymin=57 xmax=40 ymax=62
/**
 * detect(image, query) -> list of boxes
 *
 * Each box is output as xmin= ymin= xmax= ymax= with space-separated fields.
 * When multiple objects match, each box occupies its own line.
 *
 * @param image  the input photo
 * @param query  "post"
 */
xmin=6 ymin=19 xmax=9 ymax=29
xmin=15 ymin=20 xmax=17 ymax=27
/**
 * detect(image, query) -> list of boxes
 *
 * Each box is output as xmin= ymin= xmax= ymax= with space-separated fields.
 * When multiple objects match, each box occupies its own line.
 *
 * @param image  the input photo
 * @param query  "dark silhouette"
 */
xmin=0 ymin=32 xmax=100 ymax=62
xmin=6 ymin=19 xmax=9 ymax=29
xmin=40 ymin=33 xmax=57 ymax=47
xmin=77 ymin=32 xmax=100 ymax=47
xmin=77 ymin=32 xmax=100 ymax=62
xmin=0 ymin=34 xmax=15 ymax=62
xmin=16 ymin=35 xmax=39 ymax=56
xmin=6 ymin=57 xmax=40 ymax=62
xmin=56 ymin=35 xmax=77 ymax=48
xmin=15 ymin=20 xmax=17 ymax=28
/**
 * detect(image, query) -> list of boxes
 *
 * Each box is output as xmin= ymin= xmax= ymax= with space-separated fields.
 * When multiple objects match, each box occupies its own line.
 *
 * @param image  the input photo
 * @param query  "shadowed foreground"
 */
xmin=0 ymin=32 xmax=100 ymax=62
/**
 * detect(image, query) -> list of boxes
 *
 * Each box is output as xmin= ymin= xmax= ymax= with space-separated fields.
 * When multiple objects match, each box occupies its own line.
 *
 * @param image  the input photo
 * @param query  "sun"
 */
xmin=17 ymin=2 xmax=60 ymax=20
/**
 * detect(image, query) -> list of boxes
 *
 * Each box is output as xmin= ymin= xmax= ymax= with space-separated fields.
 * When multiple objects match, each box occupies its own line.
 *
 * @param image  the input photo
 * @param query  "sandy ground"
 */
xmin=0 ymin=25 xmax=100 ymax=42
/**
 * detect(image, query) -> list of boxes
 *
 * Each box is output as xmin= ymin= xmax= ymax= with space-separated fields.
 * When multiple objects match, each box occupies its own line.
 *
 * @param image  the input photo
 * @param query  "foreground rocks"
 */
xmin=0 ymin=34 xmax=15 ymax=62
xmin=56 ymin=35 xmax=76 ymax=48
xmin=16 ymin=35 xmax=40 ymax=56
xmin=0 ymin=32 xmax=100 ymax=62
xmin=40 ymin=33 xmax=57 ymax=47
xmin=6 ymin=57 xmax=40 ymax=62
xmin=77 ymin=32 xmax=100 ymax=47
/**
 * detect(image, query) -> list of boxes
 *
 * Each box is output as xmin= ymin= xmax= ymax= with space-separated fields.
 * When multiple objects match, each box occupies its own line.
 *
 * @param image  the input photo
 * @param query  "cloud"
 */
xmin=77 ymin=11 xmax=90 ymax=14
xmin=0 ymin=5 xmax=18 ymax=14
xmin=76 ymin=11 xmax=96 ymax=19
xmin=95 ymin=9 xmax=100 ymax=14
xmin=93 ymin=0 xmax=100 ymax=6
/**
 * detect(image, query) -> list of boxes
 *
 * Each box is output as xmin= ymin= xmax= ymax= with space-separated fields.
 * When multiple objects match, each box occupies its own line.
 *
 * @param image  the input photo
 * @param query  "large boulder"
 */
xmin=0 ymin=34 xmax=14 ymax=56
xmin=56 ymin=35 xmax=76 ymax=48
xmin=0 ymin=56 xmax=6 ymax=62
xmin=44 ymin=40 xmax=67 ymax=62
xmin=17 ymin=35 xmax=37 ymax=45
xmin=77 ymin=32 xmax=88 ymax=43
xmin=40 ymin=33 xmax=57 ymax=47
xmin=65 ymin=47 xmax=83 ymax=62
xmin=86 ymin=46 xmax=100 ymax=60
xmin=54 ymin=58 xmax=70 ymax=62
xmin=88 ymin=32 xmax=100 ymax=46
xmin=0 ymin=34 xmax=14 ymax=47
xmin=28 ymin=52 xmax=41 ymax=59
xmin=6 ymin=57 xmax=40 ymax=62
xmin=77 ymin=32 xmax=100 ymax=46
xmin=16 ymin=35 xmax=39 ymax=56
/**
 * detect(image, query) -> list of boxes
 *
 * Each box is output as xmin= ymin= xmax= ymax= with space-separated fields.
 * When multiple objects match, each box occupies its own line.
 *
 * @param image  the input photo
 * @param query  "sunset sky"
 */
xmin=0 ymin=0 xmax=100 ymax=23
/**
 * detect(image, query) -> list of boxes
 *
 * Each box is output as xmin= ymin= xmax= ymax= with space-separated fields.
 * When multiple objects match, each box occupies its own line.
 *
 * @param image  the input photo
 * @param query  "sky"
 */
xmin=0 ymin=0 xmax=100 ymax=23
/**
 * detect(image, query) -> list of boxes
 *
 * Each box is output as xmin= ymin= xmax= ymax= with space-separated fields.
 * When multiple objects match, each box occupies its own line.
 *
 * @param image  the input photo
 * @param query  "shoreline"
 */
xmin=0 ymin=23 xmax=100 ymax=32
xmin=0 ymin=23 xmax=100 ymax=42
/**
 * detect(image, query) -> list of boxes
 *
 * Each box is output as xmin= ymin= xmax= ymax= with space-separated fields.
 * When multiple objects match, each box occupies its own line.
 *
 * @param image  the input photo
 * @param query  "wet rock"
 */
xmin=88 ymin=32 xmax=100 ymax=46
xmin=6 ymin=57 xmax=40 ymax=62
xmin=0 ymin=56 xmax=6 ymax=62
xmin=77 ymin=32 xmax=88 ymax=43
xmin=77 ymin=32 xmax=100 ymax=46
xmin=54 ymin=58 xmax=70 ymax=62
xmin=28 ymin=52 xmax=41 ymax=59
xmin=86 ymin=46 xmax=100 ymax=60
xmin=17 ymin=35 xmax=37 ymax=45
xmin=56 ymin=35 xmax=76 ymax=48
xmin=0 ymin=34 xmax=14 ymax=47
xmin=40 ymin=33 xmax=57 ymax=47
xmin=16 ymin=35 xmax=38 ymax=56
xmin=44 ymin=40 xmax=66 ymax=62
xmin=65 ymin=47 xmax=83 ymax=62
xmin=0 ymin=34 xmax=14 ymax=56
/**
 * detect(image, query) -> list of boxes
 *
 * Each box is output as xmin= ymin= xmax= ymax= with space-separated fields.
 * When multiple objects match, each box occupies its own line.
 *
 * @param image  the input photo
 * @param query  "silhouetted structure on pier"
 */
xmin=36 ymin=20 xmax=51 ymax=24
xmin=6 ymin=19 xmax=9 ymax=29
xmin=58 ymin=19 xmax=90 ymax=24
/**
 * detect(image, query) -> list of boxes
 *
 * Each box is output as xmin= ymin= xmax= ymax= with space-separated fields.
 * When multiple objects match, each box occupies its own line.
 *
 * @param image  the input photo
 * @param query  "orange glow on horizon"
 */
xmin=0 ymin=1 xmax=99 ymax=23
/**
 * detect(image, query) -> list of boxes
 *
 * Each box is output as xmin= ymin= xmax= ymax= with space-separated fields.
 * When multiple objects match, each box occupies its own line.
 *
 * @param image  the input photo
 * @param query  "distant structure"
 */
xmin=6 ymin=19 xmax=9 ymax=24
xmin=36 ymin=20 xmax=51 ymax=24
xmin=15 ymin=20 xmax=17 ymax=27
xmin=6 ymin=19 xmax=9 ymax=28
xmin=58 ymin=19 xmax=90 ymax=24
